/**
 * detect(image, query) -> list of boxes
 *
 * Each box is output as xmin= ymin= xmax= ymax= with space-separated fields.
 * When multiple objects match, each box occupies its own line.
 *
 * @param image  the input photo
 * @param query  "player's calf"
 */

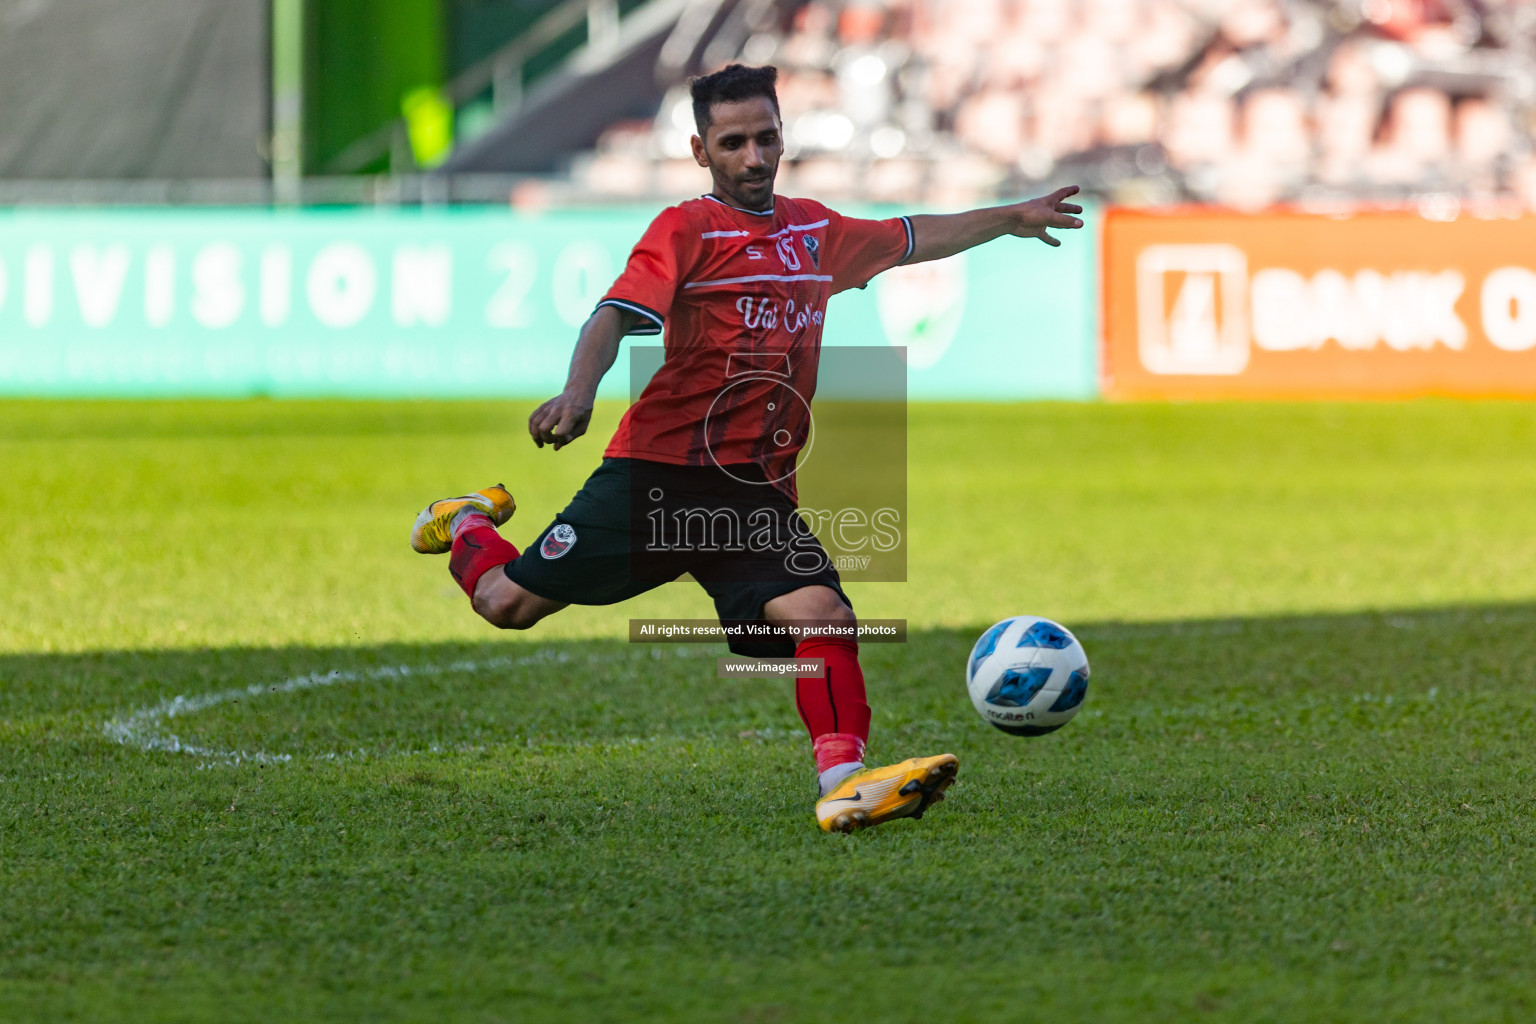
xmin=766 ymin=586 xmax=874 ymax=803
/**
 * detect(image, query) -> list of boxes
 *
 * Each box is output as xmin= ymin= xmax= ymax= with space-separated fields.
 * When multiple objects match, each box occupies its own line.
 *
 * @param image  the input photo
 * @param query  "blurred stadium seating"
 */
xmin=570 ymin=0 xmax=1536 ymax=210
xmin=0 ymin=0 xmax=1530 ymax=210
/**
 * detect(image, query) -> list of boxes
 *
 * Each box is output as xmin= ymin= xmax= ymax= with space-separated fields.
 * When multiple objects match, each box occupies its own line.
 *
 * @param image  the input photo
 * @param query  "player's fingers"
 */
xmin=1038 ymin=230 xmax=1060 ymax=246
xmin=1058 ymin=202 xmax=1084 ymax=214
xmin=530 ymin=397 xmax=561 ymax=424
xmin=528 ymin=404 xmax=551 ymax=446
xmin=1053 ymin=212 xmax=1084 ymax=228
xmin=551 ymin=409 xmax=578 ymax=450
xmin=530 ymin=404 xmax=563 ymax=447
xmin=1050 ymin=185 xmax=1080 ymax=201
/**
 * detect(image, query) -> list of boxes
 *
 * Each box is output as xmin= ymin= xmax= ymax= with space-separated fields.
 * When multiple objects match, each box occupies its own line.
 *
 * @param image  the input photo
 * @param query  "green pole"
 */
xmin=271 ymin=0 xmax=304 ymax=204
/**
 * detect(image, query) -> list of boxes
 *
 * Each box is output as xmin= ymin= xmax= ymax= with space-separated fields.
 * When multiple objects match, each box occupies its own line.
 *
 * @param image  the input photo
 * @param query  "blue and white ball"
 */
xmin=966 ymin=616 xmax=1090 ymax=736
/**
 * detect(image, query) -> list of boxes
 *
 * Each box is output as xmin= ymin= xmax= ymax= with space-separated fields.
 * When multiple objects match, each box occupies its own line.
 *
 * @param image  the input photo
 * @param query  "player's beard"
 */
xmin=723 ymin=167 xmax=775 ymax=211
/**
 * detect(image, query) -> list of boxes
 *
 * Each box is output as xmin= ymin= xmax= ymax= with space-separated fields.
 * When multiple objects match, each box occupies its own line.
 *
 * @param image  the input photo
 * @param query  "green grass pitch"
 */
xmin=3 ymin=399 xmax=1536 ymax=1022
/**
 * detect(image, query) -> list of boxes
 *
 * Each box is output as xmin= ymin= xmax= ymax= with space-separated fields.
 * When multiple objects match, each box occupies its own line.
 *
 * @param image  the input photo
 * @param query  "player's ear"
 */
xmin=690 ymin=134 xmax=708 ymax=168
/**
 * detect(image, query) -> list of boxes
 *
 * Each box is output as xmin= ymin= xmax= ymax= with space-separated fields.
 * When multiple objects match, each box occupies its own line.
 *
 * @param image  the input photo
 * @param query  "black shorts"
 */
xmin=506 ymin=457 xmax=850 ymax=657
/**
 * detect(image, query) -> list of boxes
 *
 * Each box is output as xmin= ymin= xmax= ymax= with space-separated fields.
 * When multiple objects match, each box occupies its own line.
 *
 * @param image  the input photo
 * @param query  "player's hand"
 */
xmin=528 ymin=390 xmax=593 ymax=450
xmin=1009 ymin=185 xmax=1084 ymax=247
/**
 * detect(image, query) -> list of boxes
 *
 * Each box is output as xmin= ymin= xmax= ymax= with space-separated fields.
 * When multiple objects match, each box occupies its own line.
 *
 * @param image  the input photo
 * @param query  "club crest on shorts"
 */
xmin=802 ymin=234 xmax=820 ymax=268
xmin=540 ymin=523 xmax=577 ymax=559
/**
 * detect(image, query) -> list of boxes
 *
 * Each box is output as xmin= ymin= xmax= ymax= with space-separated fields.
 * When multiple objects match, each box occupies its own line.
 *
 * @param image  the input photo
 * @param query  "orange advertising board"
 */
xmin=1102 ymin=207 xmax=1536 ymax=399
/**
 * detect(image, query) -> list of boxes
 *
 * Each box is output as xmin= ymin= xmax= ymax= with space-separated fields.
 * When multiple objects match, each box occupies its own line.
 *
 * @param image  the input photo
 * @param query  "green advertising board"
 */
xmin=0 ymin=206 xmax=1096 ymax=399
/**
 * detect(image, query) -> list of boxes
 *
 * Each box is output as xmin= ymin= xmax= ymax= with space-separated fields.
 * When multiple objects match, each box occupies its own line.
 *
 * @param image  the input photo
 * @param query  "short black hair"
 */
xmin=690 ymin=64 xmax=780 ymax=136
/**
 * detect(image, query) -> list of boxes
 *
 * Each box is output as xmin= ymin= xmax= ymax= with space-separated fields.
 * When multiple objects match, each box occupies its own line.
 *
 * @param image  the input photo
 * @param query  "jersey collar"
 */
xmin=703 ymin=193 xmax=775 ymax=216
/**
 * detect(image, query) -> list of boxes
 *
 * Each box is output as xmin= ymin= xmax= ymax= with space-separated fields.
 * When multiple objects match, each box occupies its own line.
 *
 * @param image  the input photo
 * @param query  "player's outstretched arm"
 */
xmin=528 ymin=304 xmax=639 ymax=450
xmin=903 ymin=185 xmax=1084 ymax=265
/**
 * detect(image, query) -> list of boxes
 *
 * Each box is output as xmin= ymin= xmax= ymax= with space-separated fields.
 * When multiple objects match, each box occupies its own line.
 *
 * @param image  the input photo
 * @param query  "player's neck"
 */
xmin=706 ymin=190 xmax=775 ymax=215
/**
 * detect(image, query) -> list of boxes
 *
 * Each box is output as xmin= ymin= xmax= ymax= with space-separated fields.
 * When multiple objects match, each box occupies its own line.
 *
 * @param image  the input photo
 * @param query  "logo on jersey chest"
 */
xmin=775 ymin=234 xmax=801 ymax=271
xmin=759 ymin=232 xmax=820 ymax=272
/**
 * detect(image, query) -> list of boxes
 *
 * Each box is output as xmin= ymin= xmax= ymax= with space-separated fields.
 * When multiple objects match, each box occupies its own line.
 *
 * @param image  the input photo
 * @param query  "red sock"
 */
xmin=448 ymin=517 xmax=520 ymax=598
xmin=794 ymin=636 xmax=871 ymax=773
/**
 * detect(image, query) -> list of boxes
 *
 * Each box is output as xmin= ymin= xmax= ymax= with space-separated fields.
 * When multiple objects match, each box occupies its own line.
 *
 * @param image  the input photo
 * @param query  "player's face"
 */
xmin=692 ymin=97 xmax=783 ymax=212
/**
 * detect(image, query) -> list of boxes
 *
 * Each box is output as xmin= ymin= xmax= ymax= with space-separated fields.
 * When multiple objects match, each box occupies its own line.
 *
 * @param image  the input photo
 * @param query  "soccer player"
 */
xmin=411 ymin=64 xmax=1083 ymax=833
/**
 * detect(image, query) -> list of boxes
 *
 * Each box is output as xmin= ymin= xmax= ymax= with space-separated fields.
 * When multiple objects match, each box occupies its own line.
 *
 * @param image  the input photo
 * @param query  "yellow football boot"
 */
xmin=410 ymin=484 xmax=516 ymax=554
xmin=815 ymin=753 xmax=959 ymax=833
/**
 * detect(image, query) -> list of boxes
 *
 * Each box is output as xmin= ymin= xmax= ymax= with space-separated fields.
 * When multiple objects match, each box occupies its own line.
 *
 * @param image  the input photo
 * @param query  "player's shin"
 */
xmin=448 ymin=512 xmax=521 ymax=599
xmin=793 ymin=636 xmax=871 ymax=795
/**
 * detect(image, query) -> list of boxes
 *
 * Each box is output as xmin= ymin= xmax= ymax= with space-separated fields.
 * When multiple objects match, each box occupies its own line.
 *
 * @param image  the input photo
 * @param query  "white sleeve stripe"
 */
xmin=596 ymin=298 xmax=664 ymax=330
xmin=900 ymin=216 xmax=915 ymax=263
xmin=701 ymin=229 xmax=750 ymax=239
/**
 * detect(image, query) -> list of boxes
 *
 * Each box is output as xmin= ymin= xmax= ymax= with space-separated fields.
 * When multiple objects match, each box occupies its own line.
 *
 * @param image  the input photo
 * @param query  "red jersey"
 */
xmin=596 ymin=194 xmax=912 ymax=497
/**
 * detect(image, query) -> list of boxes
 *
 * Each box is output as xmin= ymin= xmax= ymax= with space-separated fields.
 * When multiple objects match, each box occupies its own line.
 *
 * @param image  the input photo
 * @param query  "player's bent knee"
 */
xmin=810 ymin=602 xmax=856 ymax=632
xmin=471 ymin=590 xmax=511 ymax=627
xmin=500 ymin=599 xmax=547 ymax=631
xmin=473 ymin=576 xmax=564 ymax=631
xmin=476 ymin=593 xmax=539 ymax=630
xmin=471 ymin=574 xmax=532 ymax=629
xmin=806 ymin=586 xmax=855 ymax=621
xmin=764 ymin=584 xmax=856 ymax=634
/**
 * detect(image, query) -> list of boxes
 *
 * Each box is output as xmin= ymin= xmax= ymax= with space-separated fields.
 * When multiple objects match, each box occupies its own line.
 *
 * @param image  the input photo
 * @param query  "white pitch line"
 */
xmin=102 ymin=650 xmax=576 ymax=766
xmin=102 ymin=645 xmax=718 ymax=767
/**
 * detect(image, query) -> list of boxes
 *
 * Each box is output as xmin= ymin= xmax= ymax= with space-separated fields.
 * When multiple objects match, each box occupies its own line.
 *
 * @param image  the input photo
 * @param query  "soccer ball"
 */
xmin=966 ymin=616 xmax=1090 ymax=736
